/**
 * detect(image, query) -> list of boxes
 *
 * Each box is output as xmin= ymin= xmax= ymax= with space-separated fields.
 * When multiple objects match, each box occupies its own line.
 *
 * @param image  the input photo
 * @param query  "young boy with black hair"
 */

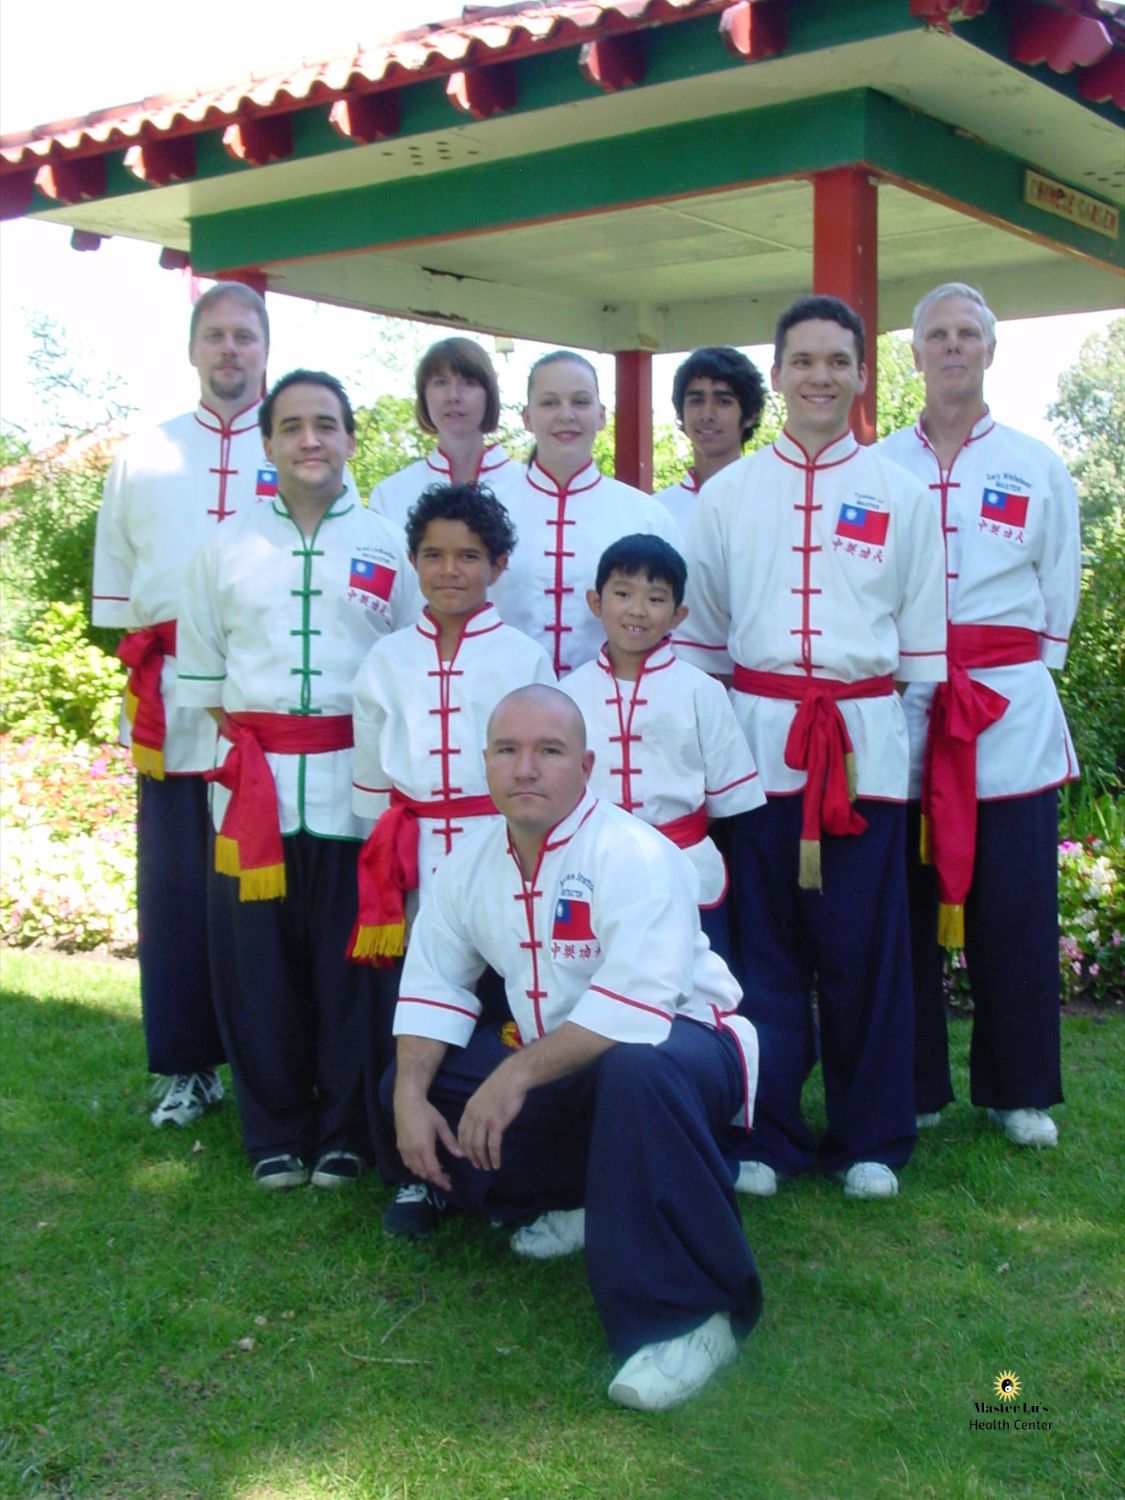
xmin=561 ymin=533 xmax=763 ymax=956
xmin=350 ymin=482 xmax=554 ymax=1234
xmin=351 ymin=482 xmax=555 ymax=959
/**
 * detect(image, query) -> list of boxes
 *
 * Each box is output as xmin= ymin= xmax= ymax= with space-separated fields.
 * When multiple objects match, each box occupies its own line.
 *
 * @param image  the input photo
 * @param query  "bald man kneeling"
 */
xmin=379 ymin=685 xmax=763 ymax=1411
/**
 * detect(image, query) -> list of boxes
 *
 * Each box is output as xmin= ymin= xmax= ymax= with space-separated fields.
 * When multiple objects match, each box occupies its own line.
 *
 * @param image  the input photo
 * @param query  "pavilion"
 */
xmin=2 ymin=0 xmax=1121 ymax=482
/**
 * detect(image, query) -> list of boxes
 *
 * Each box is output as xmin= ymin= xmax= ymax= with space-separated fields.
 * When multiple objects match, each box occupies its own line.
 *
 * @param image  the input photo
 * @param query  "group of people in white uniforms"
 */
xmin=92 ymin=273 xmax=1080 ymax=1413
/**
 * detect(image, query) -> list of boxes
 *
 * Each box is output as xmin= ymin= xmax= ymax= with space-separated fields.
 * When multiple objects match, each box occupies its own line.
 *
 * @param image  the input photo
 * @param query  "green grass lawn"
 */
xmin=1 ymin=951 xmax=1122 ymax=1500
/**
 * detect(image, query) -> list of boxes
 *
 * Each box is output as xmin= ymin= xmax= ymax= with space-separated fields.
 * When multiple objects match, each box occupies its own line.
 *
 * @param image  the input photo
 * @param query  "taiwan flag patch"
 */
xmin=255 ymin=466 xmax=278 ymax=499
xmin=349 ymin=557 xmax=395 ymax=600
xmin=553 ymin=898 xmax=595 ymax=941
xmin=980 ymin=488 xmax=1029 ymax=529
xmin=836 ymin=503 xmax=890 ymax=545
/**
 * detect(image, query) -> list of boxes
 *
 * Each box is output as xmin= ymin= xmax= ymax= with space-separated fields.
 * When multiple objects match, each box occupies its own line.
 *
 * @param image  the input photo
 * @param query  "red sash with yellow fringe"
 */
xmin=348 ymin=789 xmax=496 ymax=965
xmin=920 ymin=624 xmax=1037 ymax=949
xmin=206 ymin=712 xmax=354 ymax=901
xmin=117 ymin=621 xmax=177 ymax=779
xmin=733 ymin=667 xmax=894 ymax=891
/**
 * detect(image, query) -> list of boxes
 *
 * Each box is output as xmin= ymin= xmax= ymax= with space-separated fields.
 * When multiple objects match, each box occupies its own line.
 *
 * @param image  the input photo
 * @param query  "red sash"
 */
xmin=733 ymin=667 xmax=894 ymax=890
xmin=921 ymin=624 xmax=1039 ymax=948
xmin=117 ymin=620 xmax=177 ymax=779
xmin=349 ymin=788 xmax=497 ymax=965
xmin=206 ymin=712 xmax=354 ymax=901
xmin=654 ymin=806 xmax=709 ymax=850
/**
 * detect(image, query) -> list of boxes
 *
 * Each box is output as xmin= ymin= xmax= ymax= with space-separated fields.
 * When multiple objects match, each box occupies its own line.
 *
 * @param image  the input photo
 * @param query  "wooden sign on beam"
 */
xmin=1024 ymin=169 xmax=1119 ymax=239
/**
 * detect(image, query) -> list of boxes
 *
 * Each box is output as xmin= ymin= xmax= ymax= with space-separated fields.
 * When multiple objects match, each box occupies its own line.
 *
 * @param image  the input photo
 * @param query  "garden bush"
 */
xmin=0 ymin=600 xmax=125 ymax=744
xmin=0 ymin=735 xmax=136 ymax=955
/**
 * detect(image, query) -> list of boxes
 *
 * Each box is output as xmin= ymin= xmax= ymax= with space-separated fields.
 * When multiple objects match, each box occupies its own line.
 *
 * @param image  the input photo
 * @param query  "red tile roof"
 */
xmin=0 ymin=0 xmax=724 ymax=167
xmin=2 ymin=0 xmax=1119 ymax=172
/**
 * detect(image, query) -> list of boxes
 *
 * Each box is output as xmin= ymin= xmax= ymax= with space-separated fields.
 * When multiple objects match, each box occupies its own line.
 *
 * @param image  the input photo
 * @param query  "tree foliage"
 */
xmin=0 ymin=315 xmax=130 ymax=655
xmin=1048 ymin=316 xmax=1124 ymax=542
xmin=1049 ymin=318 xmax=1125 ymax=796
xmin=348 ymin=393 xmax=431 ymax=496
xmin=874 ymin=332 xmax=925 ymax=438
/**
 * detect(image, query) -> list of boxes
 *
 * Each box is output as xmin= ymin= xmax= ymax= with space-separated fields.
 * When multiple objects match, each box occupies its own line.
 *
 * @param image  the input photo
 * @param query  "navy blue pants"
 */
xmin=208 ymin=830 xmax=391 ymax=1165
xmin=725 ymin=797 xmax=915 ymax=1176
xmin=379 ymin=1018 xmax=763 ymax=1360
xmin=135 ymin=773 xmax=224 ymax=1075
xmin=907 ymin=791 xmax=1063 ymax=1112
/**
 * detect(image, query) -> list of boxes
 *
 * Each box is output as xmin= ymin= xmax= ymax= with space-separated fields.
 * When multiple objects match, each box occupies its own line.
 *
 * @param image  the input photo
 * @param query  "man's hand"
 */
xmin=457 ymin=1059 xmax=528 ymax=1172
xmin=394 ymin=1093 xmax=463 ymax=1192
xmin=457 ymin=1021 xmax=616 ymax=1173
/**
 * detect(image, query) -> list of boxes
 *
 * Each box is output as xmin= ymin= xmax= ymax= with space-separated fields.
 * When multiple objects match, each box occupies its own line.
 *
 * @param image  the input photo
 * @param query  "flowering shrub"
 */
xmin=0 ymin=735 xmax=137 ymax=955
xmin=943 ymin=832 xmax=1124 ymax=1007
xmin=1057 ymin=836 xmax=1125 ymax=1005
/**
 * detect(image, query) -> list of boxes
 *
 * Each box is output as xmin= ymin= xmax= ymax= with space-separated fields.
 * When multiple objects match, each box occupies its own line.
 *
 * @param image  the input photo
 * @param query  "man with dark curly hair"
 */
xmin=654 ymin=346 xmax=767 ymax=532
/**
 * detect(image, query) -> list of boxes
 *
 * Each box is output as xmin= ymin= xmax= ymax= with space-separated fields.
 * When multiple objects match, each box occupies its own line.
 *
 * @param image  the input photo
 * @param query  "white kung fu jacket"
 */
xmin=176 ymin=485 xmax=421 ymax=839
xmin=395 ymin=790 xmax=759 ymax=1126
xmin=652 ymin=469 xmax=701 ymax=538
xmin=368 ymin=446 xmax=525 ymax=536
xmin=351 ymin=602 xmax=556 ymax=895
xmin=92 ymin=401 xmax=272 ymax=772
xmin=561 ymin=642 xmax=765 ymax=906
xmin=675 ymin=431 xmax=947 ymax=800
xmin=490 ymin=458 xmax=684 ymax=677
xmin=878 ymin=413 xmax=1080 ymax=799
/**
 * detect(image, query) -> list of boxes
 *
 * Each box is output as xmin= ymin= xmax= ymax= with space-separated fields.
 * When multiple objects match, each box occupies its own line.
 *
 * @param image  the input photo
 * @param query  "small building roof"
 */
xmin=2 ymin=0 xmax=1122 ymax=348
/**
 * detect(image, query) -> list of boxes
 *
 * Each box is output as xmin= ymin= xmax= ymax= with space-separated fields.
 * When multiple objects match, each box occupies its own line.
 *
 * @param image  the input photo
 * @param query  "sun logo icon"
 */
xmin=994 ymin=1371 xmax=1022 ymax=1402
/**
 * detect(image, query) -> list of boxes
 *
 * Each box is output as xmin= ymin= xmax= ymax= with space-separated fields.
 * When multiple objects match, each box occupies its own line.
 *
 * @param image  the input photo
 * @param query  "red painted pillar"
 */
xmin=812 ymin=168 xmax=878 ymax=445
xmin=614 ymin=350 xmax=653 ymax=491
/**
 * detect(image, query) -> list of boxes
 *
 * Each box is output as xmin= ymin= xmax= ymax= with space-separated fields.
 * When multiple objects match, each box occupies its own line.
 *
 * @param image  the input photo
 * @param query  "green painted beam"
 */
xmin=190 ymin=92 xmax=873 ymax=271
xmin=190 ymin=86 xmax=1120 ymax=276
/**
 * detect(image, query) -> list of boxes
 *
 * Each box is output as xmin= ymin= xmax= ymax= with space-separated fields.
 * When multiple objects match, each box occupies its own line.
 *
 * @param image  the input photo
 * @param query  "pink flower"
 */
xmin=1089 ymin=964 xmax=1100 ymax=978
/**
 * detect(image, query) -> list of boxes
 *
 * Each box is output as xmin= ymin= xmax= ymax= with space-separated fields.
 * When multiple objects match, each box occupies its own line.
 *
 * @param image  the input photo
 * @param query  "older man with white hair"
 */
xmin=879 ymin=282 xmax=1081 ymax=1150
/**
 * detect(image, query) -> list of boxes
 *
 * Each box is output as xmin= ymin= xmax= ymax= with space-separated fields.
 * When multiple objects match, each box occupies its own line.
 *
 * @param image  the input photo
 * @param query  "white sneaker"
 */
xmin=608 ymin=1312 xmax=737 ymax=1412
xmin=150 ymin=1070 xmax=223 ymax=1128
xmin=987 ymin=1108 xmax=1058 ymax=1148
xmin=841 ymin=1162 xmax=899 ymax=1199
xmin=735 ymin=1161 xmax=779 ymax=1197
xmin=510 ymin=1208 xmax=586 ymax=1260
xmin=916 ymin=1111 xmax=943 ymax=1129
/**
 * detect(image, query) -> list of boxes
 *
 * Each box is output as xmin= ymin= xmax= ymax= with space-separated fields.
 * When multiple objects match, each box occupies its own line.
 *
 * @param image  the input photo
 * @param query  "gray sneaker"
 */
xmin=150 ymin=1070 xmax=223 ymax=1128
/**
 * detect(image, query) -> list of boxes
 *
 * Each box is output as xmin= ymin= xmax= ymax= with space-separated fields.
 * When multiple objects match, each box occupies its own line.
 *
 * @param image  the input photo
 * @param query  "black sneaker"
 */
xmin=252 ymin=1154 xmax=310 ymax=1189
xmin=311 ymin=1151 xmax=368 ymax=1188
xmin=382 ymin=1182 xmax=447 ymax=1238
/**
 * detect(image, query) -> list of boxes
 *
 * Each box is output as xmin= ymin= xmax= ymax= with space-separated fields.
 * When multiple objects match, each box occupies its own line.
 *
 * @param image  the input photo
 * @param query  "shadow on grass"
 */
xmin=2 ymin=964 xmax=1123 ymax=1499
